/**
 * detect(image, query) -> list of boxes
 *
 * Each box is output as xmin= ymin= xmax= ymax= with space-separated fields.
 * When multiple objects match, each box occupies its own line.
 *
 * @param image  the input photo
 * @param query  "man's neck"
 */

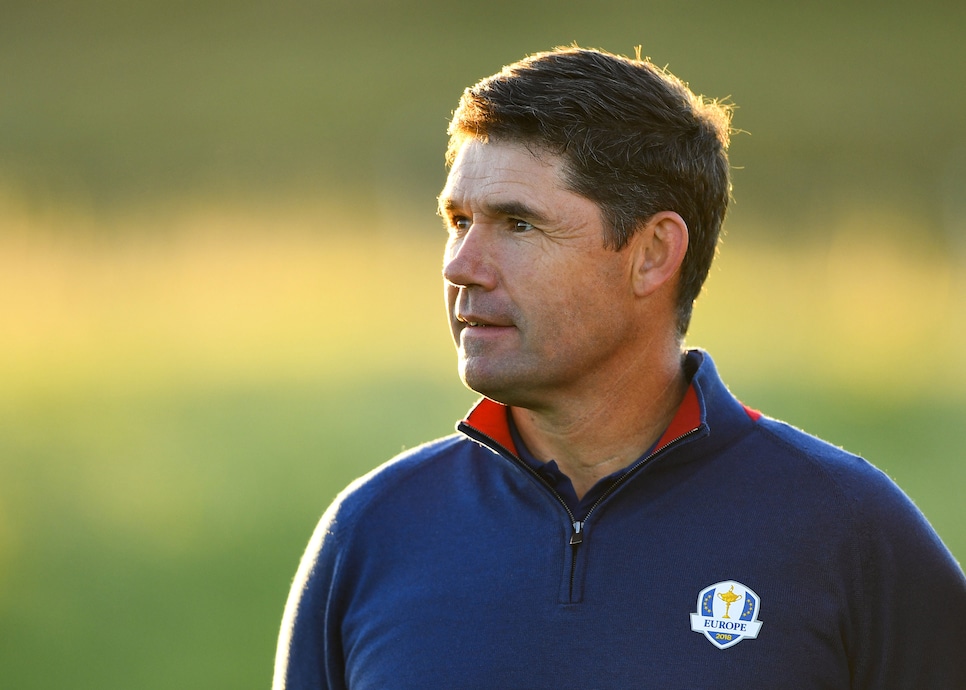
xmin=510 ymin=352 xmax=688 ymax=500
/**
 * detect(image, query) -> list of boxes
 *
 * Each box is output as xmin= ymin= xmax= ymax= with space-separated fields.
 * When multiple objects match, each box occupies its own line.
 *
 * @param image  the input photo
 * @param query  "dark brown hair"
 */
xmin=447 ymin=46 xmax=733 ymax=336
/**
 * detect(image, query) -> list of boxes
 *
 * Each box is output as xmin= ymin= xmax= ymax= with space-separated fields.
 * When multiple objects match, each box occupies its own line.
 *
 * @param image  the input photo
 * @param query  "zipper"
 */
xmin=459 ymin=421 xmax=704 ymax=602
xmin=458 ymin=421 xmax=579 ymax=520
xmin=569 ymin=520 xmax=584 ymax=600
xmin=458 ymin=422 xmax=577 ymax=515
xmin=576 ymin=426 xmax=703 ymax=528
xmin=459 ymin=422 xmax=582 ymax=599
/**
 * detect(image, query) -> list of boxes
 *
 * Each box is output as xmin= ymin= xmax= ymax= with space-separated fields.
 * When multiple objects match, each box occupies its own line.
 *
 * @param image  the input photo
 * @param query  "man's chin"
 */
xmin=458 ymin=363 xmax=510 ymax=402
xmin=458 ymin=362 xmax=539 ymax=409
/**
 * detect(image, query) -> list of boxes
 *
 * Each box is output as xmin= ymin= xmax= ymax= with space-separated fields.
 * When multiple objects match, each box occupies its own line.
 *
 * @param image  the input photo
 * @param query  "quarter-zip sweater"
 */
xmin=274 ymin=351 xmax=966 ymax=690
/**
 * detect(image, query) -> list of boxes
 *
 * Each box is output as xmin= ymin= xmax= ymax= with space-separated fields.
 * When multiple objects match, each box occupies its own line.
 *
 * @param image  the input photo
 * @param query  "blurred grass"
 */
xmin=0 ymin=200 xmax=455 ymax=395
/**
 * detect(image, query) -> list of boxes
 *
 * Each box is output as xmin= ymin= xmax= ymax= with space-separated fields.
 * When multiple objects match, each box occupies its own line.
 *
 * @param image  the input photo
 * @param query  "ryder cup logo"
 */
xmin=690 ymin=580 xmax=763 ymax=649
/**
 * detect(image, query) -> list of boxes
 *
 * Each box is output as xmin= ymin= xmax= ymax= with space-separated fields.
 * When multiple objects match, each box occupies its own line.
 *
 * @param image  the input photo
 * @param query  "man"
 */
xmin=274 ymin=47 xmax=966 ymax=688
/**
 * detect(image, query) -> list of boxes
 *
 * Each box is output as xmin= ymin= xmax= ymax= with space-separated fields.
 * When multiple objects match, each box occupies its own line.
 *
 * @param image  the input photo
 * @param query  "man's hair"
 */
xmin=446 ymin=46 xmax=733 ymax=336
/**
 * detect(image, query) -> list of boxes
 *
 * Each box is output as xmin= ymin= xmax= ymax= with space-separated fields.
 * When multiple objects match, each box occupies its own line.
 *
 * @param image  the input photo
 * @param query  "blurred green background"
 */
xmin=1 ymin=1 xmax=964 ymax=687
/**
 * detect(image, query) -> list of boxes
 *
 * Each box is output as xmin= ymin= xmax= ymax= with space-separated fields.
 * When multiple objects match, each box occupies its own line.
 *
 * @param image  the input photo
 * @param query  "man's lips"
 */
xmin=461 ymin=320 xmax=508 ymax=328
xmin=456 ymin=314 xmax=513 ymax=328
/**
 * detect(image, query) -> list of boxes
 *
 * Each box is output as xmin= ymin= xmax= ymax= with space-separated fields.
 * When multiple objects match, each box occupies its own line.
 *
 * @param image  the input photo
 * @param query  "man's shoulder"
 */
xmin=749 ymin=414 xmax=858 ymax=463
xmin=325 ymin=432 xmax=482 ymax=525
xmin=722 ymin=412 xmax=964 ymax=580
xmin=743 ymin=413 xmax=916 ymax=517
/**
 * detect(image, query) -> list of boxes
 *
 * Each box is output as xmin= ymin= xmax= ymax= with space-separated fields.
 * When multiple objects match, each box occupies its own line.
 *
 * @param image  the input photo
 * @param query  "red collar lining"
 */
xmin=464 ymin=383 xmax=703 ymax=456
xmin=653 ymin=384 xmax=701 ymax=451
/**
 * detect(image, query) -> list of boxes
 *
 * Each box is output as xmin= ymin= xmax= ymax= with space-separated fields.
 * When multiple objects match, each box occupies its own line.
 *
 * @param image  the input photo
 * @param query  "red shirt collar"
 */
xmin=462 ymin=383 xmax=703 ymax=457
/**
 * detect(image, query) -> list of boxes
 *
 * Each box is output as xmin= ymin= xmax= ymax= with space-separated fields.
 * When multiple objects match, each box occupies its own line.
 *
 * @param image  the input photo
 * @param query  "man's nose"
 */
xmin=442 ymin=225 xmax=496 ymax=290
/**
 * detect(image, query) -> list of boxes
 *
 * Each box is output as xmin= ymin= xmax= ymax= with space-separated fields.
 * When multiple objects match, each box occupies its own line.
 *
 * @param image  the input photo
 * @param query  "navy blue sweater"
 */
xmin=275 ymin=351 xmax=966 ymax=689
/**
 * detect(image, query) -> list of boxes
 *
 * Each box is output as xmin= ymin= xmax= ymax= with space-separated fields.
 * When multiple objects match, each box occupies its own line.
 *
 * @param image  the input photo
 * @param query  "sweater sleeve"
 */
xmin=848 ymin=465 xmax=966 ymax=689
xmin=273 ymin=499 xmax=347 ymax=690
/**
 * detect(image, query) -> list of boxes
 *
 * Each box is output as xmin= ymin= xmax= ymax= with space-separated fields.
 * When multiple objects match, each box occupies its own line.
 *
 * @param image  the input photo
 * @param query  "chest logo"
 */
xmin=690 ymin=580 xmax=763 ymax=649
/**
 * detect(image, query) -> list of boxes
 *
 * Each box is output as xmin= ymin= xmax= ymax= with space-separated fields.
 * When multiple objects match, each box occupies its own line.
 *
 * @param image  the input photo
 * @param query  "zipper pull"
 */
xmin=570 ymin=521 xmax=584 ymax=546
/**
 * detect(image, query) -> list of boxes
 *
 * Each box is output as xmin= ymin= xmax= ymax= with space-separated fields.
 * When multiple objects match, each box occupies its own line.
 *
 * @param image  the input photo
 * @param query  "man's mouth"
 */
xmin=456 ymin=310 xmax=513 ymax=330
xmin=458 ymin=316 xmax=506 ymax=328
xmin=457 ymin=314 xmax=486 ymax=327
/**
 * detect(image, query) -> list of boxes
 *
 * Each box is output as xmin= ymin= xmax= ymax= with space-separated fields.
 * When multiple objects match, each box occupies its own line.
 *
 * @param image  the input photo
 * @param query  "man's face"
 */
xmin=439 ymin=139 xmax=643 ymax=410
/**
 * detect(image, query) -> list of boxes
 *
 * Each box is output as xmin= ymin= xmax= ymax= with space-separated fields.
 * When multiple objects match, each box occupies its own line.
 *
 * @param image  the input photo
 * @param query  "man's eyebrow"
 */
xmin=486 ymin=200 xmax=549 ymax=224
xmin=437 ymin=197 xmax=459 ymax=217
xmin=437 ymin=198 xmax=549 ymax=224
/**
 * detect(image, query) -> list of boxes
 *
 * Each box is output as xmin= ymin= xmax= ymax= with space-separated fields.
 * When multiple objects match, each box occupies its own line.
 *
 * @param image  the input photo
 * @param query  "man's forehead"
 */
xmin=449 ymin=137 xmax=561 ymax=169
xmin=439 ymin=139 xmax=567 ymax=212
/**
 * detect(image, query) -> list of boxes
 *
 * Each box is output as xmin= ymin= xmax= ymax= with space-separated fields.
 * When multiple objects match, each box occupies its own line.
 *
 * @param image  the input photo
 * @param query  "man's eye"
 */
xmin=450 ymin=217 xmax=471 ymax=233
xmin=512 ymin=220 xmax=535 ymax=232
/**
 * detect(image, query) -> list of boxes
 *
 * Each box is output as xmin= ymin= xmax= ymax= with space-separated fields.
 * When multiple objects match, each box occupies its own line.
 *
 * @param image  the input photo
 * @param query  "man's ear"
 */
xmin=630 ymin=211 xmax=689 ymax=298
